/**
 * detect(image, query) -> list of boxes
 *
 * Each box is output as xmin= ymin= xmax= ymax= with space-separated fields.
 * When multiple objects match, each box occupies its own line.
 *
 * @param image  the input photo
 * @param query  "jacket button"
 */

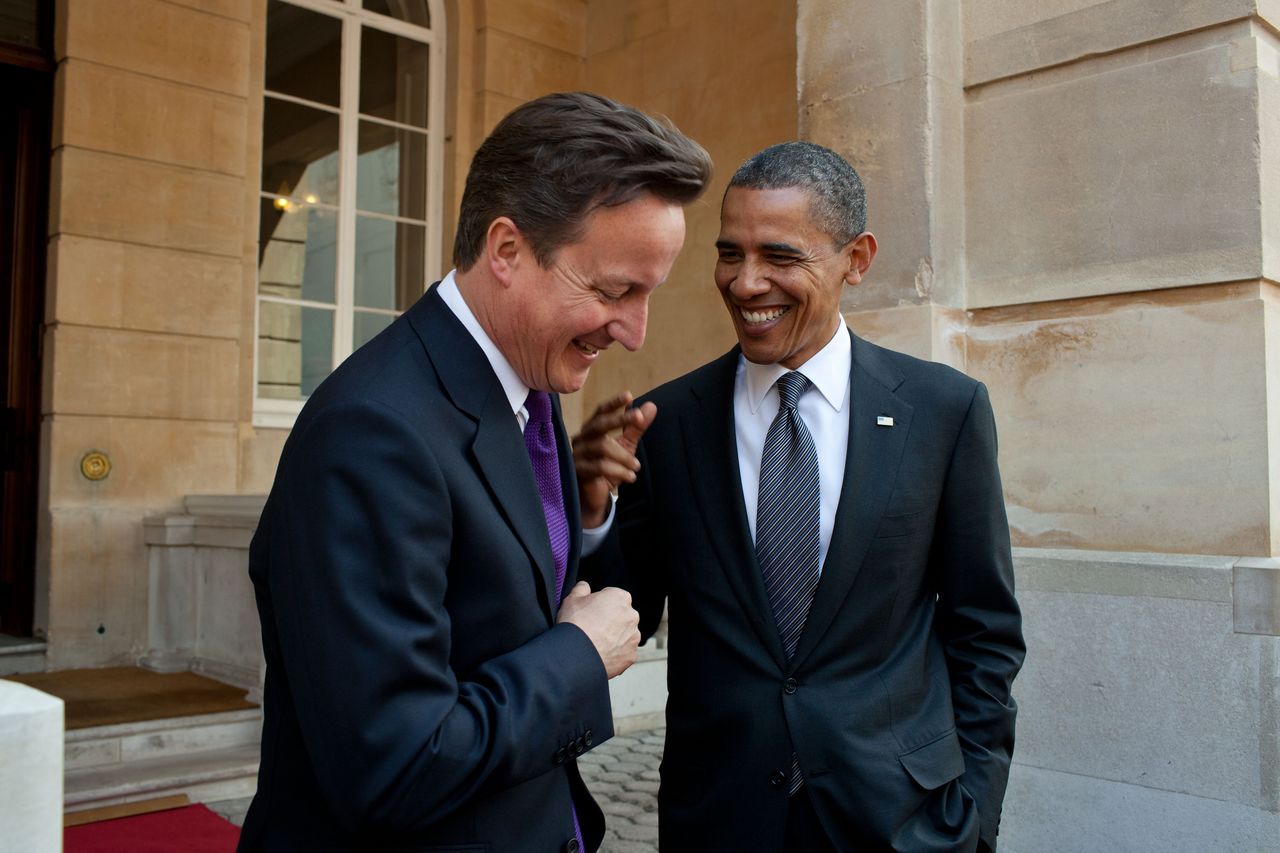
xmin=783 ymin=677 xmax=798 ymax=695
xmin=573 ymin=736 xmax=587 ymax=756
xmin=583 ymin=729 xmax=594 ymax=748
xmin=565 ymin=838 xmax=580 ymax=853
xmin=769 ymin=770 xmax=787 ymax=787
xmin=553 ymin=747 xmax=567 ymax=765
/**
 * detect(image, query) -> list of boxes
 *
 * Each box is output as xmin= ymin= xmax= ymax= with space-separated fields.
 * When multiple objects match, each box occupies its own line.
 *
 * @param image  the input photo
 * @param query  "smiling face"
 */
xmin=715 ymin=186 xmax=875 ymax=369
xmin=493 ymin=192 xmax=687 ymax=394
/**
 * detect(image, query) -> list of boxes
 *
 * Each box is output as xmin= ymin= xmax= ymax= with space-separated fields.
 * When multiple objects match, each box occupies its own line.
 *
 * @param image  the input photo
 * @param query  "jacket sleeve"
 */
xmin=263 ymin=399 xmax=613 ymax=835
xmin=929 ymin=382 xmax=1026 ymax=850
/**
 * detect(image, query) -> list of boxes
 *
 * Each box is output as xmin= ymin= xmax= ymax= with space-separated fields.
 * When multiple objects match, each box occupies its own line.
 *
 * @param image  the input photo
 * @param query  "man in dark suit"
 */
xmin=575 ymin=142 xmax=1025 ymax=852
xmin=239 ymin=92 xmax=711 ymax=853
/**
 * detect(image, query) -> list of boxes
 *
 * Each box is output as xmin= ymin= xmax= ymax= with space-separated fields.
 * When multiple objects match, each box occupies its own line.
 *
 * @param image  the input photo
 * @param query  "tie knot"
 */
xmin=775 ymin=372 xmax=808 ymax=410
xmin=524 ymin=390 xmax=552 ymax=425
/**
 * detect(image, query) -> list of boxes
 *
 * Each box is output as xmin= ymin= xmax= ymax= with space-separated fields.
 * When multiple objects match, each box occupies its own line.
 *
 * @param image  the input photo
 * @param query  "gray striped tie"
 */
xmin=756 ymin=371 xmax=820 ymax=795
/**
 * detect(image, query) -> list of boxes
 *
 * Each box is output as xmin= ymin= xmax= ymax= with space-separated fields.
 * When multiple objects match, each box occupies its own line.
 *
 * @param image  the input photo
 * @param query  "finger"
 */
xmin=564 ymin=581 xmax=591 ymax=599
xmin=591 ymin=391 xmax=635 ymax=419
xmin=619 ymin=401 xmax=658 ymax=450
xmin=576 ymin=406 xmax=641 ymax=441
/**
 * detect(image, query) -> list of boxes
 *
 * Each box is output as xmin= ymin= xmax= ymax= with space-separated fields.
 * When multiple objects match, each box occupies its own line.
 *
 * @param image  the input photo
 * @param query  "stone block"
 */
xmin=1260 ymin=34 xmax=1280 ymax=284
xmin=237 ymin=426 xmax=288 ymax=494
xmin=1012 ymin=548 xmax=1279 ymax=811
xmin=966 ymin=33 xmax=1262 ymax=308
xmin=843 ymin=303 xmax=967 ymax=368
xmin=0 ymin=682 xmax=63 ymax=853
xmin=968 ymin=288 xmax=1270 ymax=555
xmin=45 ymin=415 xmax=239 ymax=506
xmin=586 ymin=0 xmax=668 ymax=56
xmin=800 ymin=78 xmax=936 ymax=310
xmin=164 ymin=0 xmax=255 ymax=22
xmin=192 ymin=545 xmax=263 ymax=681
xmin=43 ymin=507 xmax=150 ymax=669
xmin=1267 ymin=295 xmax=1280 ymax=556
xmin=47 ymin=325 xmax=240 ymax=422
xmin=1002 ymin=762 xmax=1280 ymax=853
xmin=478 ymin=28 xmax=584 ymax=103
xmin=60 ymin=0 xmax=250 ymax=96
xmin=48 ymin=235 xmax=241 ymax=339
xmin=51 ymin=148 xmax=244 ymax=258
xmin=56 ymin=60 xmax=246 ymax=176
xmin=799 ymin=0 xmax=926 ymax=100
xmin=484 ymin=0 xmax=587 ymax=57
xmin=964 ymin=0 xmax=1256 ymax=86
xmin=1235 ymin=558 xmax=1280 ymax=635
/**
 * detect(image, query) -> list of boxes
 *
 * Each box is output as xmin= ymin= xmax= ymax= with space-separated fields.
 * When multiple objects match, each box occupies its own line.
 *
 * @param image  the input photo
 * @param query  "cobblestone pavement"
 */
xmin=578 ymin=726 xmax=664 ymax=852
xmin=210 ymin=725 xmax=666 ymax=851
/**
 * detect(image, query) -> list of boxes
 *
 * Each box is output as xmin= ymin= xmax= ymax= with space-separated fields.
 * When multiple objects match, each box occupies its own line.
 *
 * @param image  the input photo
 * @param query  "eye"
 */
xmin=597 ymin=287 xmax=624 ymax=304
xmin=716 ymin=250 xmax=741 ymax=263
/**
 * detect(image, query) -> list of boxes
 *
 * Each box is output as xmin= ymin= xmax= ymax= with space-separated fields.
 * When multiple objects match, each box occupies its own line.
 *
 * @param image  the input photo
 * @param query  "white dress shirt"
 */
xmin=735 ymin=319 xmax=850 ymax=574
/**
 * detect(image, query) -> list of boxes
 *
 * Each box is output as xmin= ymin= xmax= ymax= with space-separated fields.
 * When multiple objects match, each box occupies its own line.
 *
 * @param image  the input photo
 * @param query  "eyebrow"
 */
xmin=714 ymin=240 xmax=805 ymax=255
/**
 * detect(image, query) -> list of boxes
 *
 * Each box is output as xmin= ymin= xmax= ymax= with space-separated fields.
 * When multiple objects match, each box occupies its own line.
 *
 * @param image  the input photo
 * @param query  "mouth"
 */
xmin=739 ymin=306 xmax=790 ymax=326
xmin=572 ymin=339 xmax=603 ymax=357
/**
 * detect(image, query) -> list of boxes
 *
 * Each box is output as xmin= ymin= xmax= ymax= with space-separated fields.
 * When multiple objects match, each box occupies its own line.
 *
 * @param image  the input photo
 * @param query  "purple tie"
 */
xmin=522 ymin=391 xmax=583 ymax=850
xmin=523 ymin=391 xmax=570 ymax=605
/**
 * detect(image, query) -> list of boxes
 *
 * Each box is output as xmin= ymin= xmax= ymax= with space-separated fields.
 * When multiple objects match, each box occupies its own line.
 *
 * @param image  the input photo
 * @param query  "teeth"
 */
xmin=574 ymin=340 xmax=600 ymax=355
xmin=741 ymin=306 xmax=789 ymax=325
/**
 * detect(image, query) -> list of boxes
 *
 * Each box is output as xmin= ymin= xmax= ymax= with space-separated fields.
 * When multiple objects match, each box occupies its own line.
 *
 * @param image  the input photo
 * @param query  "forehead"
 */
xmin=718 ymin=186 xmax=825 ymax=244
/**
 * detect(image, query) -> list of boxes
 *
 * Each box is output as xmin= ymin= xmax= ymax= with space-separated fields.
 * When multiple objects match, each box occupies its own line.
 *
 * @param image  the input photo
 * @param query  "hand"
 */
xmin=571 ymin=392 xmax=658 ymax=528
xmin=556 ymin=582 xmax=641 ymax=679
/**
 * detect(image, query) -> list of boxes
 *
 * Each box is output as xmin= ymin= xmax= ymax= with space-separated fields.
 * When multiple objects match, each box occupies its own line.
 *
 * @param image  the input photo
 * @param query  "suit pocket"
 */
xmin=874 ymin=508 xmax=932 ymax=539
xmin=897 ymin=728 xmax=965 ymax=791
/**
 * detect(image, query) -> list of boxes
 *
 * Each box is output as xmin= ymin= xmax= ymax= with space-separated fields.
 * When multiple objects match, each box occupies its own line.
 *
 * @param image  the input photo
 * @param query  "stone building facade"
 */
xmin=1 ymin=0 xmax=1276 ymax=849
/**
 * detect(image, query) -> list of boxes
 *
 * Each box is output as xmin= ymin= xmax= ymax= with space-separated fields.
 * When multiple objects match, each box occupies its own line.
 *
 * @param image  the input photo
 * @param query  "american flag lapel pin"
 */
xmin=876 ymin=415 xmax=894 ymax=427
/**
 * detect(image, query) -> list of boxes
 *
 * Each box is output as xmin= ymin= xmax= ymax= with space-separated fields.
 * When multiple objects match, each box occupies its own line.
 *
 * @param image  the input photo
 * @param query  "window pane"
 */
xmin=259 ymin=204 xmax=338 ymax=304
xmin=355 ymin=216 xmax=426 ymax=311
xmin=360 ymin=27 xmax=429 ymax=129
xmin=262 ymin=97 xmax=340 ymax=203
xmin=258 ymin=304 xmax=334 ymax=400
xmin=354 ymin=310 xmax=396 ymax=350
xmin=362 ymin=0 xmax=430 ymax=27
xmin=0 ymin=0 xmax=41 ymax=49
xmin=357 ymin=121 xmax=428 ymax=219
xmin=266 ymin=0 xmax=341 ymax=107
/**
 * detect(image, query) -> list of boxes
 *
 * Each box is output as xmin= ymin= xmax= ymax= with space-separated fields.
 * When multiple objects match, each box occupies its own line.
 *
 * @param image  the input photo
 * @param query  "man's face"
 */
xmin=714 ymin=186 xmax=872 ymax=369
xmin=501 ymin=193 xmax=686 ymax=393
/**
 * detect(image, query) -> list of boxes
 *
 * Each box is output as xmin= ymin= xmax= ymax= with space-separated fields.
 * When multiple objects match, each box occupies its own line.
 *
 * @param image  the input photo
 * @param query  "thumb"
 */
xmin=564 ymin=581 xmax=592 ymax=599
xmin=620 ymin=401 xmax=658 ymax=450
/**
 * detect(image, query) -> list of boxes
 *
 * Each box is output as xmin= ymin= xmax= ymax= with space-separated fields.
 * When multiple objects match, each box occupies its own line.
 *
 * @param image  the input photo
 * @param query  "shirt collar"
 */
xmin=742 ymin=316 xmax=851 ymax=414
xmin=437 ymin=269 xmax=530 ymax=417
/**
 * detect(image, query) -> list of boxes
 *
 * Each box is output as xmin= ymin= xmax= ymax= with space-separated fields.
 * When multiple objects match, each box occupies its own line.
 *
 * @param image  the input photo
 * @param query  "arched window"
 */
xmin=255 ymin=0 xmax=444 ymax=425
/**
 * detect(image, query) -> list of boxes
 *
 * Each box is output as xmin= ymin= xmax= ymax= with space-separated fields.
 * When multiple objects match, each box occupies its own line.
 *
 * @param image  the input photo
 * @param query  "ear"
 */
xmin=843 ymin=232 xmax=878 ymax=286
xmin=485 ymin=217 xmax=524 ymax=288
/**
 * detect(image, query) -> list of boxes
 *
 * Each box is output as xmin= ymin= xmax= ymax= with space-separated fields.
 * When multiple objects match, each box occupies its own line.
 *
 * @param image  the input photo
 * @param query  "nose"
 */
xmin=607 ymin=296 xmax=649 ymax=352
xmin=728 ymin=257 xmax=771 ymax=300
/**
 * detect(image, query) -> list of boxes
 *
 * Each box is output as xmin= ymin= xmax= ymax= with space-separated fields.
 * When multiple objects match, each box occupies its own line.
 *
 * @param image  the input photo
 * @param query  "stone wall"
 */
xmin=799 ymin=0 xmax=1280 ymax=846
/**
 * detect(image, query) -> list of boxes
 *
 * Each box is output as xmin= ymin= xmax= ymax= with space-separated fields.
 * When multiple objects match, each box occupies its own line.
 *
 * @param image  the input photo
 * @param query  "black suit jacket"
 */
xmin=583 ymin=331 xmax=1024 ymax=852
xmin=239 ymin=285 xmax=613 ymax=852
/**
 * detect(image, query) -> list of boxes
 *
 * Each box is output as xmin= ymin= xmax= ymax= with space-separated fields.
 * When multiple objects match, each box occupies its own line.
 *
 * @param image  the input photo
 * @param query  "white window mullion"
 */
xmin=333 ymin=13 xmax=362 ymax=368
xmin=426 ymin=0 xmax=446 ymax=284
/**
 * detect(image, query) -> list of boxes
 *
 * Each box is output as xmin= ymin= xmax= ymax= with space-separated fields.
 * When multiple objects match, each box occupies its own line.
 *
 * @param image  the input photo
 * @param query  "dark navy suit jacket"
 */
xmin=239 ymin=285 xmax=613 ymax=852
xmin=583 ymin=331 xmax=1025 ymax=852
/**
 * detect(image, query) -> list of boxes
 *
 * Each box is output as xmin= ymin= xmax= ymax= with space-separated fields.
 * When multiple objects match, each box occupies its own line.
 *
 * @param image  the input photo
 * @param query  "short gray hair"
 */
xmin=726 ymin=141 xmax=867 ymax=246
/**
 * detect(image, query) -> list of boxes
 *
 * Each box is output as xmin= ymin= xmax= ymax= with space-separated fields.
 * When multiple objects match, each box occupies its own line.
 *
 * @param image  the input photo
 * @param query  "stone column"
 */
xmin=799 ymin=1 xmax=1280 ymax=848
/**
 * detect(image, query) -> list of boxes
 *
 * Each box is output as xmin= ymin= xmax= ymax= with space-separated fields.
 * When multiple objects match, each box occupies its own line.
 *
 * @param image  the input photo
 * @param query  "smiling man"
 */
xmin=577 ymin=141 xmax=1025 ymax=852
xmin=239 ymin=93 xmax=710 ymax=853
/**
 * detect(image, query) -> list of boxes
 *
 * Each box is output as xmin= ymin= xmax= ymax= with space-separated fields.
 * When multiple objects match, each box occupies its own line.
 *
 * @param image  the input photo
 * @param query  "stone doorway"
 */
xmin=0 ymin=2 xmax=53 ymax=639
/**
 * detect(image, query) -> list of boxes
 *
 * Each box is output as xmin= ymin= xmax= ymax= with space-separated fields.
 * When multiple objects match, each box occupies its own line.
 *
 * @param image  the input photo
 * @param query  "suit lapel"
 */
xmin=791 ymin=332 xmax=913 ymax=669
xmin=410 ymin=286 xmax=558 ymax=623
xmin=680 ymin=349 xmax=789 ymax=670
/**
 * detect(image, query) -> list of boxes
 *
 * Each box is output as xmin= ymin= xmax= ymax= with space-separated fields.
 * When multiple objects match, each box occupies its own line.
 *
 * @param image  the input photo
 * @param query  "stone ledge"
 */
xmin=1234 ymin=557 xmax=1280 ymax=635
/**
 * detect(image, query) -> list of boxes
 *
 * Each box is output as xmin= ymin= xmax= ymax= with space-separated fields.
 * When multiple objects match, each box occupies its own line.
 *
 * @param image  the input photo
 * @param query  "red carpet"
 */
xmin=65 ymin=804 xmax=240 ymax=852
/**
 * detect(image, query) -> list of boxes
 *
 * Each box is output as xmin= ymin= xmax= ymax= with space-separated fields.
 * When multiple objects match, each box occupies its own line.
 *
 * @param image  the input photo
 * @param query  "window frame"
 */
xmin=253 ymin=0 xmax=445 ymax=428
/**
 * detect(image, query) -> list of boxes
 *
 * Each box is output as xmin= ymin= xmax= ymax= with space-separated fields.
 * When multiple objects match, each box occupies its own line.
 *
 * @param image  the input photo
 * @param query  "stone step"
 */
xmin=65 ymin=743 xmax=260 ymax=813
xmin=64 ymin=708 xmax=262 ymax=812
xmin=66 ymin=708 xmax=262 ymax=770
xmin=0 ymin=635 xmax=46 ymax=676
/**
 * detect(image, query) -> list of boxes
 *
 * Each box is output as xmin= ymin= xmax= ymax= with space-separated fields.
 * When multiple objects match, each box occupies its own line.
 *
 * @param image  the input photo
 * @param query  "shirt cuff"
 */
xmin=580 ymin=495 xmax=616 ymax=556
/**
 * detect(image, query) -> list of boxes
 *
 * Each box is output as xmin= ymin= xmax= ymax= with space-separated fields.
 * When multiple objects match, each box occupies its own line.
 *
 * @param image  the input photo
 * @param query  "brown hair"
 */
xmin=452 ymin=92 xmax=712 ymax=270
